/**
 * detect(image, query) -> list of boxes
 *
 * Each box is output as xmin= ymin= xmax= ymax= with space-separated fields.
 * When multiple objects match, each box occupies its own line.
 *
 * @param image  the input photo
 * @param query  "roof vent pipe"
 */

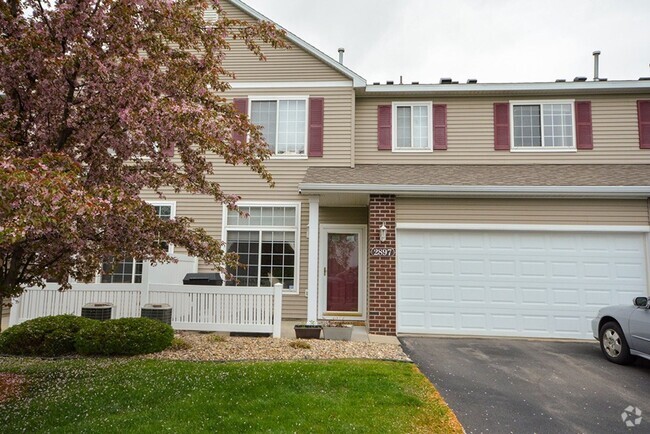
xmin=593 ymin=50 xmax=601 ymax=81
xmin=338 ymin=48 xmax=345 ymax=64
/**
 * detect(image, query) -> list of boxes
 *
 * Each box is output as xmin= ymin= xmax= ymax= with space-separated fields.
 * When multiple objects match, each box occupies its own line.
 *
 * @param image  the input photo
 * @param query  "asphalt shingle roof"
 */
xmin=301 ymin=164 xmax=650 ymax=187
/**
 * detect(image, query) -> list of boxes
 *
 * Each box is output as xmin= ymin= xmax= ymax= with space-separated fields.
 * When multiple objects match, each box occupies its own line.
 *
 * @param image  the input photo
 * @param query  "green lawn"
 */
xmin=0 ymin=358 xmax=461 ymax=434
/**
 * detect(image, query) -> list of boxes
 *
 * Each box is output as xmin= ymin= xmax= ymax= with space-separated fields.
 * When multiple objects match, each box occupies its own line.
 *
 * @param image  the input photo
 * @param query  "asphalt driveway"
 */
xmin=400 ymin=336 xmax=650 ymax=434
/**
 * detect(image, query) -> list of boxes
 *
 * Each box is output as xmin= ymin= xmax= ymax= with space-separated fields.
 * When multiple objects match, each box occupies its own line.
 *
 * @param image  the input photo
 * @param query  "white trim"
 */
xmin=391 ymin=102 xmax=433 ymax=152
xmin=146 ymin=200 xmax=176 ymax=255
xmin=307 ymin=196 xmax=319 ymax=322
xmin=395 ymin=223 xmax=650 ymax=233
xmin=298 ymin=183 xmax=650 ymax=198
xmin=229 ymin=81 xmax=352 ymax=89
xmin=318 ymin=224 xmax=367 ymax=320
xmin=364 ymin=80 xmax=650 ymax=94
xmin=509 ymin=100 xmax=577 ymax=152
xmin=228 ymin=0 xmax=366 ymax=88
xmin=248 ymin=96 xmax=309 ymax=159
xmin=222 ymin=201 xmax=302 ymax=294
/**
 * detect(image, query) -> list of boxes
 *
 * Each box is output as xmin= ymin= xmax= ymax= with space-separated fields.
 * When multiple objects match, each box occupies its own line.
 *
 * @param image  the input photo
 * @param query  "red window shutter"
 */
xmin=433 ymin=104 xmax=448 ymax=150
xmin=575 ymin=101 xmax=593 ymax=150
xmin=638 ymin=100 xmax=650 ymax=149
xmin=493 ymin=103 xmax=510 ymax=150
xmin=308 ymin=97 xmax=324 ymax=157
xmin=377 ymin=105 xmax=392 ymax=150
xmin=233 ymin=97 xmax=248 ymax=145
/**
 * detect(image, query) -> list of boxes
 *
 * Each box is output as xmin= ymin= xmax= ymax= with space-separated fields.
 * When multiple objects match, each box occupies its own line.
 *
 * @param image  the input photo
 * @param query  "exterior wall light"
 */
xmin=379 ymin=223 xmax=387 ymax=243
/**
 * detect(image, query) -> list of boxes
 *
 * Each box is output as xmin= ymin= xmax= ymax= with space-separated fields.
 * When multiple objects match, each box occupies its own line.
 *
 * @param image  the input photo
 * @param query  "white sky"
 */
xmin=243 ymin=0 xmax=650 ymax=84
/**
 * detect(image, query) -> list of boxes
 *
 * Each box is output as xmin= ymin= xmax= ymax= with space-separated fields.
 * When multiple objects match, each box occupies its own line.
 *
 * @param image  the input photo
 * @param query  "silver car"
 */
xmin=592 ymin=297 xmax=650 ymax=365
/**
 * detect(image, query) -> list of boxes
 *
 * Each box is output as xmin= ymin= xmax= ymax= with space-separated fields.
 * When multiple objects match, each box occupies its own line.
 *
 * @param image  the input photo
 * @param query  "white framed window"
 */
xmin=100 ymin=201 xmax=175 ymax=284
xmin=249 ymin=97 xmax=308 ymax=158
xmin=392 ymin=102 xmax=433 ymax=151
xmin=510 ymin=100 xmax=576 ymax=151
xmin=222 ymin=202 xmax=301 ymax=293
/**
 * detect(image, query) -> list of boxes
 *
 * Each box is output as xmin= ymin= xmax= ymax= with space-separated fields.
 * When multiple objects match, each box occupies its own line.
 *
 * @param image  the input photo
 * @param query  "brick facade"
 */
xmin=367 ymin=194 xmax=396 ymax=335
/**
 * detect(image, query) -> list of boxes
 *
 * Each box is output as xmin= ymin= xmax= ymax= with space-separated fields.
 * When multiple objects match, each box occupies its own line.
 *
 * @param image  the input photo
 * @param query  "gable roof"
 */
xmin=228 ymin=0 xmax=366 ymax=88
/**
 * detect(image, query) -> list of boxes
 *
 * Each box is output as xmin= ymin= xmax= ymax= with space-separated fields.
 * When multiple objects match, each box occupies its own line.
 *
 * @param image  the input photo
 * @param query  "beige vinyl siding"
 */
xmin=396 ymin=198 xmax=650 ymax=226
xmin=320 ymin=207 xmax=368 ymax=225
xmin=140 ymin=85 xmax=353 ymax=320
xmin=230 ymin=87 xmax=354 ymax=166
xmin=356 ymin=95 xmax=650 ymax=164
xmin=219 ymin=1 xmax=349 ymax=83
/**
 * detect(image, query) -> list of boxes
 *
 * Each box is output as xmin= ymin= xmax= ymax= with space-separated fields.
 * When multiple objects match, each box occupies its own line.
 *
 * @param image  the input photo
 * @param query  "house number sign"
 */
xmin=370 ymin=247 xmax=395 ymax=257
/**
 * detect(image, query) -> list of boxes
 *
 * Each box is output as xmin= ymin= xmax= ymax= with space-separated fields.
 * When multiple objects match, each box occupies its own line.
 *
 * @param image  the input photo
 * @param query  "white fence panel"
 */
xmin=13 ymin=284 xmax=143 ymax=323
xmin=149 ymin=284 xmax=282 ymax=336
xmin=9 ymin=281 xmax=283 ymax=338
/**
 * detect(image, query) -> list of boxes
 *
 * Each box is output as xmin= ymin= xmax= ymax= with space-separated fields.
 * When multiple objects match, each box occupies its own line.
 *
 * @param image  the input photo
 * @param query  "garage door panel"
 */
xmin=397 ymin=230 xmax=648 ymax=339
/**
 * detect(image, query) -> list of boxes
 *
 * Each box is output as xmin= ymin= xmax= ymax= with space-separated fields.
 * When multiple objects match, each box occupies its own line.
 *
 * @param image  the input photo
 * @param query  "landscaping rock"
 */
xmin=143 ymin=332 xmax=410 ymax=362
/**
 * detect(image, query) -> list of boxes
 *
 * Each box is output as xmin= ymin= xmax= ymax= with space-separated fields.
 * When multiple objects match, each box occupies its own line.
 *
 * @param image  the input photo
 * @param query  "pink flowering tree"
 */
xmin=0 ymin=0 xmax=287 ymax=322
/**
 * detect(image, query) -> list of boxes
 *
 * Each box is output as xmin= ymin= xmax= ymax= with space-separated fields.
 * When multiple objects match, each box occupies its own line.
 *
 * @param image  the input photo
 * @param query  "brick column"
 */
xmin=368 ymin=194 xmax=396 ymax=335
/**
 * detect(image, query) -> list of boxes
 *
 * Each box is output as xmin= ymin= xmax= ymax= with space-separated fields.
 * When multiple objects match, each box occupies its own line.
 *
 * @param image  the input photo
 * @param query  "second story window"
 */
xmin=250 ymin=98 xmax=307 ymax=157
xmin=512 ymin=101 xmax=575 ymax=150
xmin=392 ymin=102 xmax=432 ymax=151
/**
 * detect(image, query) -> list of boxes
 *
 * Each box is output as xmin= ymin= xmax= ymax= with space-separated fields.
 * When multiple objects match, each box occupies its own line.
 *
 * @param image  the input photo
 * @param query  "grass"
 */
xmin=0 ymin=358 xmax=462 ymax=434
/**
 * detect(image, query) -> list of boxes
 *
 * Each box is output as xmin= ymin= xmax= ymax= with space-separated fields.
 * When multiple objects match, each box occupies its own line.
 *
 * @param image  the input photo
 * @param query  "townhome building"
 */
xmin=135 ymin=0 xmax=650 ymax=339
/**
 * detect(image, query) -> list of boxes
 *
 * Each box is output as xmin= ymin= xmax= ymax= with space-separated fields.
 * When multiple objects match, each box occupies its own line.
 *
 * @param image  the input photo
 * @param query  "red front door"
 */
xmin=326 ymin=233 xmax=359 ymax=312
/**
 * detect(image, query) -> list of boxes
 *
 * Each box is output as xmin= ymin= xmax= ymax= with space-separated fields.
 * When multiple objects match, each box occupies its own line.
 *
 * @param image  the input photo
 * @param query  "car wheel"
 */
xmin=599 ymin=321 xmax=635 ymax=365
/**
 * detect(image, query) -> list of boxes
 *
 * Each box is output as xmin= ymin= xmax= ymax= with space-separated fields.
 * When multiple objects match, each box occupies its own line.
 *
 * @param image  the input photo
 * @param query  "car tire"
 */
xmin=599 ymin=321 xmax=635 ymax=365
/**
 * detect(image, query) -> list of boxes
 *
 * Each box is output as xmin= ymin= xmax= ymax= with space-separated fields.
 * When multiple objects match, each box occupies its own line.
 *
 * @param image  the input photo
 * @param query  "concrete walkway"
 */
xmin=281 ymin=320 xmax=400 ymax=344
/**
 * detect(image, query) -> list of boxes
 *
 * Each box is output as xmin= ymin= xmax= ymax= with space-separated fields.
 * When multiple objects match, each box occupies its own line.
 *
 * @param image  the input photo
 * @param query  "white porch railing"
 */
xmin=7 ymin=257 xmax=283 ymax=337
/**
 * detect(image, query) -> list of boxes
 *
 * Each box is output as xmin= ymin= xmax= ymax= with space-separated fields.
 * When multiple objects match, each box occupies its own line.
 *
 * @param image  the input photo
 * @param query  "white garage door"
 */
xmin=397 ymin=229 xmax=648 ymax=339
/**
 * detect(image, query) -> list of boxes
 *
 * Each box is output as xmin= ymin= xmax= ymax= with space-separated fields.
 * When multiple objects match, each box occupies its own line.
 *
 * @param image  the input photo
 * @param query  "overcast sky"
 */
xmin=243 ymin=0 xmax=650 ymax=84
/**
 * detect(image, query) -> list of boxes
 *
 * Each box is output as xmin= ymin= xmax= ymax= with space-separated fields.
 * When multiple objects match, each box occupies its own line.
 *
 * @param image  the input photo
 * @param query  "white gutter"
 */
xmin=229 ymin=0 xmax=367 ymax=88
xmin=363 ymin=80 xmax=650 ymax=94
xmin=298 ymin=183 xmax=650 ymax=198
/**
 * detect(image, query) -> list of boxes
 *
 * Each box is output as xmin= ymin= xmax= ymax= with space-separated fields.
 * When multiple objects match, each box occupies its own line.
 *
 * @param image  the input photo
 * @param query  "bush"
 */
xmin=75 ymin=318 xmax=174 ymax=356
xmin=0 ymin=315 xmax=95 ymax=357
xmin=289 ymin=340 xmax=311 ymax=350
xmin=170 ymin=337 xmax=191 ymax=351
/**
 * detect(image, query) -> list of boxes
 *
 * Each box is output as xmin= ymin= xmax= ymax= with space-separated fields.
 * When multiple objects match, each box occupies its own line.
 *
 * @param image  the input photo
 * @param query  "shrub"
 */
xmin=75 ymin=318 xmax=174 ymax=356
xmin=170 ymin=337 xmax=192 ymax=351
xmin=289 ymin=340 xmax=311 ymax=350
xmin=209 ymin=334 xmax=227 ymax=343
xmin=0 ymin=315 xmax=95 ymax=357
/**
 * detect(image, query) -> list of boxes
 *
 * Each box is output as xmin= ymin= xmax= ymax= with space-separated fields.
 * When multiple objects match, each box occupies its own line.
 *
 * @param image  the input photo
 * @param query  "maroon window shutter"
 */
xmin=308 ymin=97 xmax=324 ymax=157
xmin=639 ymin=100 xmax=650 ymax=149
xmin=233 ymin=97 xmax=248 ymax=145
xmin=575 ymin=101 xmax=593 ymax=150
xmin=493 ymin=103 xmax=510 ymax=150
xmin=433 ymin=104 xmax=448 ymax=150
xmin=377 ymin=105 xmax=392 ymax=150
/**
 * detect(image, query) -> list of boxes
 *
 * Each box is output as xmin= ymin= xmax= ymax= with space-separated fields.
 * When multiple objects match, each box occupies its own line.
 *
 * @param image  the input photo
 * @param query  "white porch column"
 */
xmin=307 ymin=195 xmax=319 ymax=322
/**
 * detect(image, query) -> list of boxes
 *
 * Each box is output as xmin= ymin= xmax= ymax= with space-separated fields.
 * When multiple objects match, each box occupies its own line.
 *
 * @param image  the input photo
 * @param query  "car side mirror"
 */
xmin=633 ymin=297 xmax=649 ymax=308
